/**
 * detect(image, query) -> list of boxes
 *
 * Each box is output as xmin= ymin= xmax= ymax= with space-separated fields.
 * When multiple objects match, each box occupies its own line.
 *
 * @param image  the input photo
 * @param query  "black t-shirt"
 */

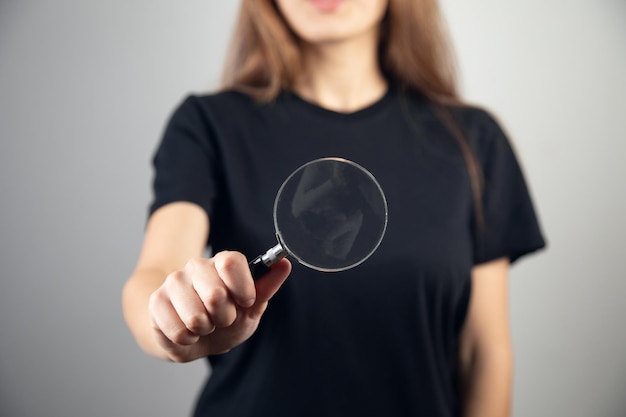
xmin=150 ymin=87 xmax=545 ymax=417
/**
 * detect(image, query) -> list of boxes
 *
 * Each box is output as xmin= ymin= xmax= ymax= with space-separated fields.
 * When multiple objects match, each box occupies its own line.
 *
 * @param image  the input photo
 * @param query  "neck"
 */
xmin=294 ymin=34 xmax=388 ymax=113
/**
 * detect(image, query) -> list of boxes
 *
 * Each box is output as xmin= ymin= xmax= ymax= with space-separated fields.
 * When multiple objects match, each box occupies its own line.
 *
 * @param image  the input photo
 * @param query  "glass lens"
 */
xmin=274 ymin=158 xmax=387 ymax=272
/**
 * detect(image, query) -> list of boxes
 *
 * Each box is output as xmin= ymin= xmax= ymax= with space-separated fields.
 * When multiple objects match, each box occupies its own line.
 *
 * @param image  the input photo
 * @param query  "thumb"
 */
xmin=253 ymin=258 xmax=292 ymax=304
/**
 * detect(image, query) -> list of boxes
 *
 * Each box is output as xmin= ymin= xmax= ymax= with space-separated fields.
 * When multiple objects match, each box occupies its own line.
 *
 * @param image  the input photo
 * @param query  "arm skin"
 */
xmin=122 ymin=202 xmax=291 ymax=362
xmin=459 ymin=258 xmax=513 ymax=417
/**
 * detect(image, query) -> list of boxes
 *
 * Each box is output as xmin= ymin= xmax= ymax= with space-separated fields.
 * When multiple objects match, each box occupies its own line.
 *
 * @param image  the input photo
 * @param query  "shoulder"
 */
xmin=446 ymin=102 xmax=513 ymax=164
xmin=173 ymin=90 xmax=258 ymax=120
xmin=448 ymin=102 xmax=505 ymax=140
xmin=400 ymin=89 xmax=511 ymax=161
xmin=174 ymin=89 xmax=293 ymax=130
xmin=194 ymin=89 xmax=257 ymax=109
xmin=399 ymin=88 xmax=503 ymax=137
xmin=163 ymin=90 xmax=276 ymax=142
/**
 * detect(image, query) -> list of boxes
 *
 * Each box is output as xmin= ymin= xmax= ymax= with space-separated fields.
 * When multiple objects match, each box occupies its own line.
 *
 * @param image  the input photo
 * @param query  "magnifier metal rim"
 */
xmin=273 ymin=157 xmax=388 ymax=273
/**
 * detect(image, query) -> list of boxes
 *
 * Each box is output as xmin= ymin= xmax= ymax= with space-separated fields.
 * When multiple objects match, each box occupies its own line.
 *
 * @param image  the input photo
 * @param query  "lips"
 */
xmin=308 ymin=0 xmax=344 ymax=13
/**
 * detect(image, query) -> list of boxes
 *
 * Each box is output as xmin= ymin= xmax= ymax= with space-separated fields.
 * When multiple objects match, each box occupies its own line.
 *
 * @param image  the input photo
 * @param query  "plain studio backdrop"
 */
xmin=0 ymin=1 xmax=624 ymax=416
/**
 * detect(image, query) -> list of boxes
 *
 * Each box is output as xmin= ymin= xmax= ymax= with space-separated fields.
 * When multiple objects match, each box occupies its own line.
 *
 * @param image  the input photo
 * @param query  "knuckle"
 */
xmin=148 ymin=289 xmax=167 ymax=311
xmin=169 ymin=326 xmax=192 ymax=345
xmin=204 ymin=286 xmax=229 ymax=310
xmin=185 ymin=257 xmax=204 ymax=270
xmin=165 ymin=270 xmax=185 ymax=286
xmin=223 ymin=309 xmax=237 ymax=328
xmin=213 ymin=305 xmax=237 ymax=328
xmin=184 ymin=313 xmax=210 ymax=333
xmin=215 ymin=251 xmax=246 ymax=275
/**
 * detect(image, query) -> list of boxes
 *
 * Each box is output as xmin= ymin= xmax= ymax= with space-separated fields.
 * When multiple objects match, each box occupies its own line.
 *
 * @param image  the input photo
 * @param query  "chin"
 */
xmin=298 ymin=28 xmax=355 ymax=44
xmin=291 ymin=18 xmax=377 ymax=45
xmin=277 ymin=0 xmax=386 ymax=45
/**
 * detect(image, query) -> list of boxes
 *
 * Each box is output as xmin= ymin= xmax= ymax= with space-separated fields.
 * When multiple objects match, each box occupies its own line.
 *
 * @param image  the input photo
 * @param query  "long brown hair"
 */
xmin=222 ymin=0 xmax=458 ymax=101
xmin=222 ymin=0 xmax=484 ymax=227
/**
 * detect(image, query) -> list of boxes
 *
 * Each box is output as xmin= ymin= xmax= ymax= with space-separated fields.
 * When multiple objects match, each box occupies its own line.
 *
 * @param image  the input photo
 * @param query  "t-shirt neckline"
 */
xmin=283 ymin=87 xmax=394 ymax=122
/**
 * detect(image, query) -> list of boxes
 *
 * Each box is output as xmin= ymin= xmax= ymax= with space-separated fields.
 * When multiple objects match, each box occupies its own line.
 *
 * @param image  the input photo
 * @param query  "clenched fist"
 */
xmin=148 ymin=250 xmax=291 ymax=362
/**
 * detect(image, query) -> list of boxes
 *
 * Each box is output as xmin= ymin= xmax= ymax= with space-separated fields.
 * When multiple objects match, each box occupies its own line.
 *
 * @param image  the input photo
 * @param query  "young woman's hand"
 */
xmin=148 ymin=251 xmax=291 ymax=362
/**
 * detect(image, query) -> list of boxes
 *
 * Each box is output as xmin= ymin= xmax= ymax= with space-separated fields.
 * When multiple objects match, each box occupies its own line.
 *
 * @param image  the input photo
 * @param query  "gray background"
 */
xmin=0 ymin=0 xmax=624 ymax=416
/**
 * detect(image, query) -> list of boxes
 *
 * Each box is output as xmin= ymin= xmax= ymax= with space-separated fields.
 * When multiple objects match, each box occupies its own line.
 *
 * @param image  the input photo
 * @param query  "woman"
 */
xmin=122 ymin=0 xmax=545 ymax=416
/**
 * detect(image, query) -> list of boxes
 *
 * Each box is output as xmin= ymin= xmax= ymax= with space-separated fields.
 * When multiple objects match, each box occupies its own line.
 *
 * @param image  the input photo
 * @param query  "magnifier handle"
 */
xmin=249 ymin=256 xmax=271 ymax=280
xmin=249 ymin=243 xmax=286 ymax=280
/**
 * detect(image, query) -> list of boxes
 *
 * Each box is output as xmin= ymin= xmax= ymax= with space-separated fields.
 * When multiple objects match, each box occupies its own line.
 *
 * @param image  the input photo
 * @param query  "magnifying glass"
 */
xmin=249 ymin=157 xmax=388 ymax=278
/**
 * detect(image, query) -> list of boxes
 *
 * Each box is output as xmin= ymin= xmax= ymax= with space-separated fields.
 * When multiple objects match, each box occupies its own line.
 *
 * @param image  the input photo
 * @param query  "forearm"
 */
xmin=461 ymin=345 xmax=513 ymax=417
xmin=122 ymin=268 xmax=171 ymax=361
xmin=123 ymin=203 xmax=211 ymax=360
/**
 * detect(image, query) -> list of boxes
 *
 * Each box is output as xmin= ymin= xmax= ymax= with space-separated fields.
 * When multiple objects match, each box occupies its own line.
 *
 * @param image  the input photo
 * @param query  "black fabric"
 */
xmin=149 ymin=87 xmax=546 ymax=417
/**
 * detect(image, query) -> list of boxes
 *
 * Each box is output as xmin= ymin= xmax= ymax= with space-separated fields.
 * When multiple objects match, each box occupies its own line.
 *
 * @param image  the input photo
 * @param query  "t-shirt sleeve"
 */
xmin=148 ymin=95 xmax=218 ymax=218
xmin=471 ymin=110 xmax=546 ymax=265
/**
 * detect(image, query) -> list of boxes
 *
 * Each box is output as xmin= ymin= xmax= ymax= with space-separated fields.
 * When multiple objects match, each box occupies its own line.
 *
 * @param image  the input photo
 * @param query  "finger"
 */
xmin=149 ymin=290 xmax=199 ymax=346
xmin=213 ymin=251 xmax=257 ymax=308
xmin=166 ymin=270 xmax=216 ymax=336
xmin=152 ymin=326 xmax=199 ymax=363
xmin=192 ymin=268 xmax=238 ymax=329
